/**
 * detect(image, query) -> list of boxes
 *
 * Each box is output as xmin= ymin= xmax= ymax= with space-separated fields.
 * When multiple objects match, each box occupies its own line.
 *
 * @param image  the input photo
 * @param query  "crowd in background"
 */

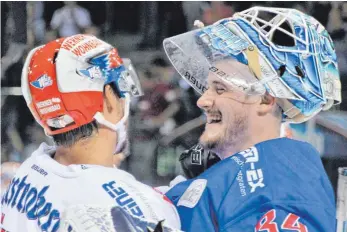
xmin=1 ymin=1 xmax=347 ymax=185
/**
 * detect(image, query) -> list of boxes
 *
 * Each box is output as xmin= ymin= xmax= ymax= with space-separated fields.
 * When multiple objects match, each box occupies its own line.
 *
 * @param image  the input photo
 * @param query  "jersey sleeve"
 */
xmin=165 ymin=156 xmax=244 ymax=232
xmin=222 ymin=203 xmax=336 ymax=232
xmin=166 ymin=179 xmax=218 ymax=232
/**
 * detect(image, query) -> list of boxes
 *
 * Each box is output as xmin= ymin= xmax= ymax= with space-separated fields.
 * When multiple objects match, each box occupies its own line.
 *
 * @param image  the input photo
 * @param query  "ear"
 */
xmin=257 ymin=92 xmax=276 ymax=116
xmin=102 ymin=85 xmax=124 ymax=124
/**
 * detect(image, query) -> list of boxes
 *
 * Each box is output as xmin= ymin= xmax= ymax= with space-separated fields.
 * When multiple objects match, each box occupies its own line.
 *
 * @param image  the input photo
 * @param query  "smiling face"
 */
xmin=197 ymin=60 xmax=260 ymax=156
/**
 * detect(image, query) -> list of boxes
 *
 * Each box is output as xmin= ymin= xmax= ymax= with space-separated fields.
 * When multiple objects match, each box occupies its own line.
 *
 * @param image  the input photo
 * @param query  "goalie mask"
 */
xmin=22 ymin=34 xmax=143 ymax=153
xmin=163 ymin=7 xmax=341 ymax=123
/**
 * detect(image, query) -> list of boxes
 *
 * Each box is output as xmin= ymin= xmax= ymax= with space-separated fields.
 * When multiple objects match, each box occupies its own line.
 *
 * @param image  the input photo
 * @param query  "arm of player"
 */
xmin=165 ymin=154 xmax=244 ymax=232
xmin=59 ymin=204 xmax=182 ymax=232
xmin=222 ymin=204 xmax=336 ymax=232
xmin=165 ymin=179 xmax=220 ymax=232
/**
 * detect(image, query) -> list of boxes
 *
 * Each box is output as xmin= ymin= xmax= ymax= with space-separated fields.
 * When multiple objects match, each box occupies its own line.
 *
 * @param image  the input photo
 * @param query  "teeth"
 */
xmin=207 ymin=115 xmax=222 ymax=124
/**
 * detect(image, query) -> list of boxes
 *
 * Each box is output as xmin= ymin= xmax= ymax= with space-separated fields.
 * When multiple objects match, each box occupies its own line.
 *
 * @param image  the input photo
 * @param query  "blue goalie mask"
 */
xmin=163 ymin=6 xmax=341 ymax=123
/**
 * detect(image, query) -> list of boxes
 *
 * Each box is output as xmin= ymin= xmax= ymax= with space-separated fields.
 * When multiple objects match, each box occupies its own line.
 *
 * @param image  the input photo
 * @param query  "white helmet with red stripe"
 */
xmin=21 ymin=34 xmax=142 ymax=152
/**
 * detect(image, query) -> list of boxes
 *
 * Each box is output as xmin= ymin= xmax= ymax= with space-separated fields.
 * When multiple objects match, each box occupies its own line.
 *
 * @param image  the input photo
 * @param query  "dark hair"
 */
xmin=51 ymin=83 xmax=120 ymax=146
xmin=52 ymin=120 xmax=98 ymax=146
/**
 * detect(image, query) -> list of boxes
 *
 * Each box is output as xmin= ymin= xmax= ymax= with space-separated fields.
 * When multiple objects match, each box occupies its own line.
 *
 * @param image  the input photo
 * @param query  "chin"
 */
xmin=199 ymin=130 xmax=223 ymax=150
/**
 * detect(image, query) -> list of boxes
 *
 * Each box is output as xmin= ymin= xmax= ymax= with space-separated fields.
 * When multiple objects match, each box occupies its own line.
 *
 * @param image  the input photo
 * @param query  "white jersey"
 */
xmin=1 ymin=143 xmax=181 ymax=232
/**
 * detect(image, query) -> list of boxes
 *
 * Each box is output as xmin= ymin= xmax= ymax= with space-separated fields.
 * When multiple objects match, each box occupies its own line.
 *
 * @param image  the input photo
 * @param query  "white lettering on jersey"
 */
xmin=239 ymin=147 xmax=265 ymax=193
xmin=0 ymin=143 xmax=181 ymax=232
xmin=231 ymin=156 xmax=247 ymax=197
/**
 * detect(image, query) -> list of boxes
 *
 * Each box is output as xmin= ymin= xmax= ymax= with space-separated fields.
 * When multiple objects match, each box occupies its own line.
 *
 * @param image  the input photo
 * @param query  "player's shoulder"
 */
xmin=80 ymin=165 xmax=137 ymax=183
xmin=254 ymin=138 xmax=324 ymax=179
xmin=166 ymin=153 xmax=245 ymax=203
xmin=256 ymin=137 xmax=320 ymax=158
xmin=199 ymin=137 xmax=329 ymax=203
xmin=10 ymin=143 xmax=49 ymax=175
xmin=247 ymin=138 xmax=334 ymax=205
xmin=190 ymin=152 xmax=246 ymax=197
xmin=13 ymin=143 xmax=138 ymax=186
xmin=195 ymin=137 xmax=318 ymax=183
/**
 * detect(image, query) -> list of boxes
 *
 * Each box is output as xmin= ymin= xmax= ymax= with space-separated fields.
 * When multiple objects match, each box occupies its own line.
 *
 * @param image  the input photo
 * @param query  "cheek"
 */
xmin=219 ymin=103 xmax=234 ymax=122
xmin=220 ymin=102 xmax=247 ymax=127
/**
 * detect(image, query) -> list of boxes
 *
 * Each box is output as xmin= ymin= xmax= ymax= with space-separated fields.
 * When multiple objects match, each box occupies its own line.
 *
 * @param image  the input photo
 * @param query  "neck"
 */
xmin=219 ymin=120 xmax=281 ymax=159
xmin=54 ymin=133 xmax=116 ymax=167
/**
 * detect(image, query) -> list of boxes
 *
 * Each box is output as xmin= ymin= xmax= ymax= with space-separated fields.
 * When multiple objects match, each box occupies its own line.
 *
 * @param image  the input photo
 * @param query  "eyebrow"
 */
xmin=212 ymin=80 xmax=227 ymax=88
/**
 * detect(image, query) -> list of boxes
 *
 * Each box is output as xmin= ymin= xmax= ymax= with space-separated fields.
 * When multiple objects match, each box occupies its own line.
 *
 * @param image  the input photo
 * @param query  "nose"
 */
xmin=197 ymin=91 xmax=214 ymax=111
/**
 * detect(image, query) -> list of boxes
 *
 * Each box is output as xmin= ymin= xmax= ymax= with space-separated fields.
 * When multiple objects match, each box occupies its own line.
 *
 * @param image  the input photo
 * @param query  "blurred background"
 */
xmin=1 ymin=2 xmax=347 ymax=192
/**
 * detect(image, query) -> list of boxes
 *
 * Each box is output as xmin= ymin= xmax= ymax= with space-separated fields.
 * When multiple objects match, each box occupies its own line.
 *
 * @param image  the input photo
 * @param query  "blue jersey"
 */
xmin=166 ymin=138 xmax=336 ymax=231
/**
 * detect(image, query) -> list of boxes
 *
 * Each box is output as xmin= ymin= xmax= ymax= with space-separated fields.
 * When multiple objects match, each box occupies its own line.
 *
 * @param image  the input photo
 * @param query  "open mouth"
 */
xmin=207 ymin=114 xmax=222 ymax=124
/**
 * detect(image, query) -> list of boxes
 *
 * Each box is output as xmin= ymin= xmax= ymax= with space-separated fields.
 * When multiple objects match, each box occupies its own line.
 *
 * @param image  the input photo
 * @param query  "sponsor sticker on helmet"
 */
xmin=61 ymin=35 xmax=106 ymax=57
xmin=36 ymin=98 xmax=62 ymax=115
xmin=36 ymin=98 xmax=62 ymax=109
xmin=39 ymin=104 xmax=61 ymax=115
xmin=30 ymin=74 xmax=53 ymax=90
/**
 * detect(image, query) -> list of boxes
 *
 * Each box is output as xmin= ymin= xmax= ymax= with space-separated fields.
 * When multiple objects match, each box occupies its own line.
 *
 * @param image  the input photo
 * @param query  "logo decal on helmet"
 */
xmin=197 ymin=23 xmax=249 ymax=57
xmin=30 ymin=74 xmax=53 ymax=90
xmin=78 ymin=66 xmax=103 ymax=80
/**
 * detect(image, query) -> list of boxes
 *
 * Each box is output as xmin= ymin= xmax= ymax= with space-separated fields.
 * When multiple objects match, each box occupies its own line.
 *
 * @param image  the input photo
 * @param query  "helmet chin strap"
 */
xmin=93 ymin=94 xmax=130 ymax=154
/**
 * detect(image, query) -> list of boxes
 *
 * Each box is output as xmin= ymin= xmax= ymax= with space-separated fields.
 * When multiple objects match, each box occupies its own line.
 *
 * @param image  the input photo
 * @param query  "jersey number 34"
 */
xmin=255 ymin=209 xmax=308 ymax=232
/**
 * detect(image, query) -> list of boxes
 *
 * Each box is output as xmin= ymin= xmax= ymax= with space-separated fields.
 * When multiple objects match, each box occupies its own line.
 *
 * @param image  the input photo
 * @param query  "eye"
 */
xmin=216 ymin=87 xmax=226 ymax=95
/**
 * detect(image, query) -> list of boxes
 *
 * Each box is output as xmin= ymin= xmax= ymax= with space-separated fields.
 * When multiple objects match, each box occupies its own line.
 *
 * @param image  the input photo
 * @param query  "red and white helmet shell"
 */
xmin=21 ymin=34 xmax=123 ymax=135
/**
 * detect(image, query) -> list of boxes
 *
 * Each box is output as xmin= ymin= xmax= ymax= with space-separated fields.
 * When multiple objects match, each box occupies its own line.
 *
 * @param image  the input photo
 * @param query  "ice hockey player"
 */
xmin=163 ymin=6 xmax=341 ymax=231
xmin=1 ymin=34 xmax=181 ymax=232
